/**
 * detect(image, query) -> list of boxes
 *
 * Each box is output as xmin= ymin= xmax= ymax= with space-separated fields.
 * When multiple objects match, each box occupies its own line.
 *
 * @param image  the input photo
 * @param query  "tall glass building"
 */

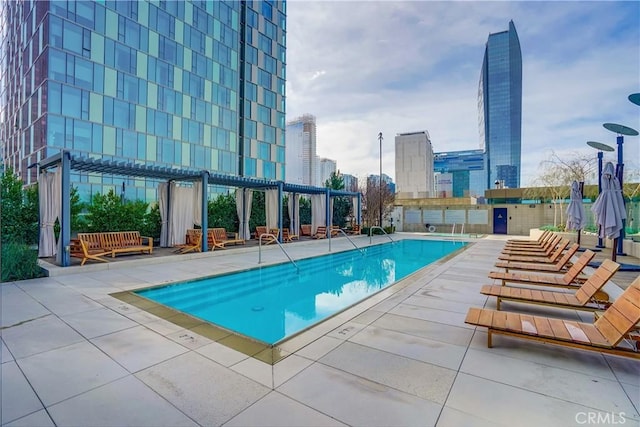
xmin=478 ymin=20 xmax=522 ymax=190
xmin=0 ymin=0 xmax=286 ymax=201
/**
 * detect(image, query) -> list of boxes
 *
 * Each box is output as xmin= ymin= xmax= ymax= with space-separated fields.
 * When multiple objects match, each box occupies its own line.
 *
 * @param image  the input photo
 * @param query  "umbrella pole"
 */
xmin=611 ymin=238 xmax=617 ymax=262
xmin=577 ymin=229 xmax=581 ymax=246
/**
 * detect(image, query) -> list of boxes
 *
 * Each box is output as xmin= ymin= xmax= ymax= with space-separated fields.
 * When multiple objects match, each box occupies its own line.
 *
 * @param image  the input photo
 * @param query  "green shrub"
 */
xmin=85 ymin=189 xmax=148 ymax=232
xmin=1 ymin=242 xmax=43 ymax=282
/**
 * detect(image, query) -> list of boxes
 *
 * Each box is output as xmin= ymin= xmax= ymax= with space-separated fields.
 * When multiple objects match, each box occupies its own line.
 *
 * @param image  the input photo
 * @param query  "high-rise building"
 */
xmin=478 ymin=20 xmax=522 ymax=190
xmin=285 ymin=114 xmax=316 ymax=186
xmin=341 ymin=173 xmax=358 ymax=192
xmin=434 ymin=149 xmax=485 ymax=197
xmin=316 ymin=157 xmax=336 ymax=187
xmin=0 ymin=1 xmax=286 ymax=200
xmin=394 ymin=131 xmax=434 ymax=198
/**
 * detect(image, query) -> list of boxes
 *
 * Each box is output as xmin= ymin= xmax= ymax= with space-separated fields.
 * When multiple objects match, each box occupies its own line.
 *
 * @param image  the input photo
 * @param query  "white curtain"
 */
xmin=158 ymin=182 xmax=169 ymax=247
xmin=38 ymin=168 xmax=62 ymax=257
xmin=235 ymin=188 xmax=253 ymax=239
xmin=169 ymin=186 xmax=195 ymax=246
xmin=288 ymin=193 xmax=299 ymax=234
xmin=265 ymin=189 xmax=279 ymax=229
xmin=352 ymin=196 xmax=359 ymax=224
xmin=311 ymin=194 xmax=326 ymax=234
xmin=192 ymin=181 xmax=202 ymax=227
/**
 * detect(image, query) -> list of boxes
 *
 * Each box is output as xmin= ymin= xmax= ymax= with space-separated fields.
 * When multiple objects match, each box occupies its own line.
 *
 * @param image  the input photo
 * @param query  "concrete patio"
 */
xmin=1 ymin=234 xmax=638 ymax=426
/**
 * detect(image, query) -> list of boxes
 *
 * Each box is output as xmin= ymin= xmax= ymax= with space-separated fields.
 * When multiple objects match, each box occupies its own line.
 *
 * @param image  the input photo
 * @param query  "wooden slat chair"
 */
xmin=255 ymin=226 xmax=269 ymax=240
xmin=312 ymin=225 xmax=327 ymax=239
xmin=206 ymin=229 xmax=225 ymax=250
xmin=489 ymin=249 xmax=595 ymax=288
xmin=505 ymin=230 xmax=551 ymax=245
xmin=174 ymin=229 xmax=202 ymax=253
xmin=501 ymin=234 xmax=562 ymax=255
xmin=282 ymin=228 xmax=298 ymax=242
xmin=465 ymin=278 xmax=640 ymax=359
xmin=504 ymin=230 xmax=552 ymax=248
xmin=481 ymin=259 xmax=619 ymax=311
xmin=346 ymin=224 xmax=361 ymax=235
xmin=300 ymin=224 xmax=312 ymax=237
xmin=494 ymin=243 xmax=579 ymax=273
xmin=498 ymin=238 xmax=570 ymax=264
xmin=212 ymin=228 xmax=244 ymax=247
xmin=70 ymin=238 xmax=110 ymax=266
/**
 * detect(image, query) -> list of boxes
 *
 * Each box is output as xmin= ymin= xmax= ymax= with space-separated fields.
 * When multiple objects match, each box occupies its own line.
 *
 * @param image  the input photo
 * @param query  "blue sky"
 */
xmin=285 ymin=1 xmax=640 ymax=187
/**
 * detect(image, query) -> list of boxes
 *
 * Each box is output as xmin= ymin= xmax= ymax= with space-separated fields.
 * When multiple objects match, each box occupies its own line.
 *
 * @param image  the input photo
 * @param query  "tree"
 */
xmin=360 ymin=178 xmax=395 ymax=228
xmin=207 ymin=193 xmax=238 ymax=231
xmin=325 ymin=171 xmax=350 ymax=227
xmin=85 ymin=189 xmax=148 ymax=232
xmin=525 ymin=151 xmax=596 ymax=228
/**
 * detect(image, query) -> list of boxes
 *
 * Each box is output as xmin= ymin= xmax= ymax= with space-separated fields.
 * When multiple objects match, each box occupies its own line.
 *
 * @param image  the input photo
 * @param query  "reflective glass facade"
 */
xmin=434 ymin=149 xmax=485 ymax=197
xmin=478 ymin=20 xmax=522 ymax=190
xmin=0 ymin=0 xmax=286 ymax=201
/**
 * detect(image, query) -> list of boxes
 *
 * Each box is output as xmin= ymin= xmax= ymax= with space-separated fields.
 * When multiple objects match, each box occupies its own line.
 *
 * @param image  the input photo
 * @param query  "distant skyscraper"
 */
xmin=317 ymin=157 xmax=336 ymax=186
xmin=285 ymin=114 xmax=316 ymax=186
xmin=434 ymin=149 xmax=485 ymax=197
xmin=341 ymin=173 xmax=358 ymax=192
xmin=478 ymin=20 xmax=522 ymax=190
xmin=394 ymin=131 xmax=434 ymax=198
xmin=0 ymin=1 xmax=286 ymax=199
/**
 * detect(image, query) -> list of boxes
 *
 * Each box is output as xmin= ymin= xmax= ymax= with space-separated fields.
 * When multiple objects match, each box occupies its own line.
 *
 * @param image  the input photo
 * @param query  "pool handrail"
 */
xmin=258 ymin=233 xmax=299 ymax=272
xmin=369 ymin=226 xmax=393 ymax=244
xmin=332 ymin=228 xmax=365 ymax=255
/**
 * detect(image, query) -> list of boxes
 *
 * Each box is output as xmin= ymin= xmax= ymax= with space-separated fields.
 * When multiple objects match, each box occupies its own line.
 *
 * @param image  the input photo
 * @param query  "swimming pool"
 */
xmin=136 ymin=239 xmax=466 ymax=345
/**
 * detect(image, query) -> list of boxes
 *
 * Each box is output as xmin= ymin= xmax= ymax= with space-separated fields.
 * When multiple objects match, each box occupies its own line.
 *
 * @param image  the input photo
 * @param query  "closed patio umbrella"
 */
xmin=591 ymin=162 xmax=626 ymax=261
xmin=566 ymin=181 xmax=585 ymax=245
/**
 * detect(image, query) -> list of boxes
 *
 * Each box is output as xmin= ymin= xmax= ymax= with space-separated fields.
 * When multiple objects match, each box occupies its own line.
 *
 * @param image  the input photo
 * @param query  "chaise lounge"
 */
xmin=494 ymin=243 xmax=579 ymax=273
xmin=480 ymin=259 xmax=619 ymax=311
xmin=489 ymin=248 xmax=595 ymax=288
xmin=497 ymin=239 xmax=569 ymax=264
xmin=465 ymin=277 xmax=640 ymax=359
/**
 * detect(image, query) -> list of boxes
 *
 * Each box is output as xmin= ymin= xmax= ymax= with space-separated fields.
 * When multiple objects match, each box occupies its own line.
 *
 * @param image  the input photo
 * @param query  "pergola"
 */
xmin=38 ymin=151 xmax=362 ymax=266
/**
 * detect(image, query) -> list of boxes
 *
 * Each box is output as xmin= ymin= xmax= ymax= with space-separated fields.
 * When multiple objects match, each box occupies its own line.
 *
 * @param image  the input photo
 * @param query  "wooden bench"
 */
xmin=77 ymin=231 xmax=153 ymax=259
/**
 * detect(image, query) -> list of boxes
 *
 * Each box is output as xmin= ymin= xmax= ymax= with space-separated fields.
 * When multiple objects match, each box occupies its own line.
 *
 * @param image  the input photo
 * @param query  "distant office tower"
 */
xmin=317 ymin=157 xmax=336 ymax=187
xmin=434 ymin=149 xmax=485 ymax=197
xmin=478 ymin=20 xmax=522 ymax=190
xmin=285 ymin=114 xmax=316 ymax=186
xmin=0 ymin=1 xmax=286 ymax=199
xmin=341 ymin=173 xmax=358 ymax=192
xmin=395 ymin=131 xmax=434 ymax=198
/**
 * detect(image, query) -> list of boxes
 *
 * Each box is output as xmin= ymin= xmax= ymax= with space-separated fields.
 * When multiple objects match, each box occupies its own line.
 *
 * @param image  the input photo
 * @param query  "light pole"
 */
xmin=378 ymin=132 xmax=383 ymax=227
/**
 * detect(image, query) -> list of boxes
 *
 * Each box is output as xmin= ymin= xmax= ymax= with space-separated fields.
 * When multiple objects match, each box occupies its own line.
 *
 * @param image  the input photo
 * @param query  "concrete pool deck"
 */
xmin=1 ymin=234 xmax=638 ymax=426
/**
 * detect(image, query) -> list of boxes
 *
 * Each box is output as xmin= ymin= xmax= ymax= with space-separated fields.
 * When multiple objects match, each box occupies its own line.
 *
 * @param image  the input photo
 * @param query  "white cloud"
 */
xmin=286 ymin=1 xmax=640 ymax=186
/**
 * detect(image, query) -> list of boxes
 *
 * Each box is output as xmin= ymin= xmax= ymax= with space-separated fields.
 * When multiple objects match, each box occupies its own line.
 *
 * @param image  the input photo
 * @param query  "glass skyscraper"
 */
xmin=0 ymin=0 xmax=286 ymax=201
xmin=478 ymin=20 xmax=522 ymax=190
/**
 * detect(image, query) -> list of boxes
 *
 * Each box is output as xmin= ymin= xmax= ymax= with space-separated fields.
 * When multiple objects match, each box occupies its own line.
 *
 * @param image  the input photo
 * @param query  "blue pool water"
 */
xmin=137 ymin=239 xmax=465 ymax=344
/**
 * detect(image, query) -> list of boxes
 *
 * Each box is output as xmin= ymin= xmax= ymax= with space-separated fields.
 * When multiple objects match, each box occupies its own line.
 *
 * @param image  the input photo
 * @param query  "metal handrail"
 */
xmin=369 ymin=226 xmax=393 ymax=244
xmin=334 ymin=228 xmax=365 ymax=254
xmin=258 ymin=233 xmax=299 ymax=271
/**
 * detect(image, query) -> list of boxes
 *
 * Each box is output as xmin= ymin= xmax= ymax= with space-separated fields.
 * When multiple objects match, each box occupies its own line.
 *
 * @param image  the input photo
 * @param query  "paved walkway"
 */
xmin=2 ymin=234 xmax=638 ymax=426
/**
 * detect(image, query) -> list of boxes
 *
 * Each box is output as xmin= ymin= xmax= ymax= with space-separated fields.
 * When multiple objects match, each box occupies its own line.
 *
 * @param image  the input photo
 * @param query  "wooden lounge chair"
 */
xmin=504 ymin=230 xmax=552 ymax=247
xmin=206 ymin=229 xmax=225 ymax=250
xmin=346 ymin=224 xmax=361 ymax=235
xmin=312 ymin=225 xmax=327 ymax=239
xmin=282 ymin=228 xmax=298 ymax=242
xmin=255 ymin=226 xmax=269 ymax=240
xmin=489 ymin=249 xmax=595 ymax=288
xmin=498 ymin=238 xmax=569 ymax=263
xmin=175 ymin=230 xmax=202 ymax=254
xmin=501 ymin=234 xmax=562 ymax=255
xmin=70 ymin=238 xmax=111 ymax=266
xmin=212 ymin=228 xmax=244 ymax=247
xmin=481 ymin=259 xmax=620 ymax=311
xmin=300 ymin=224 xmax=312 ymax=237
xmin=505 ymin=230 xmax=551 ymax=245
xmin=465 ymin=278 xmax=640 ymax=359
xmin=495 ymin=243 xmax=579 ymax=273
